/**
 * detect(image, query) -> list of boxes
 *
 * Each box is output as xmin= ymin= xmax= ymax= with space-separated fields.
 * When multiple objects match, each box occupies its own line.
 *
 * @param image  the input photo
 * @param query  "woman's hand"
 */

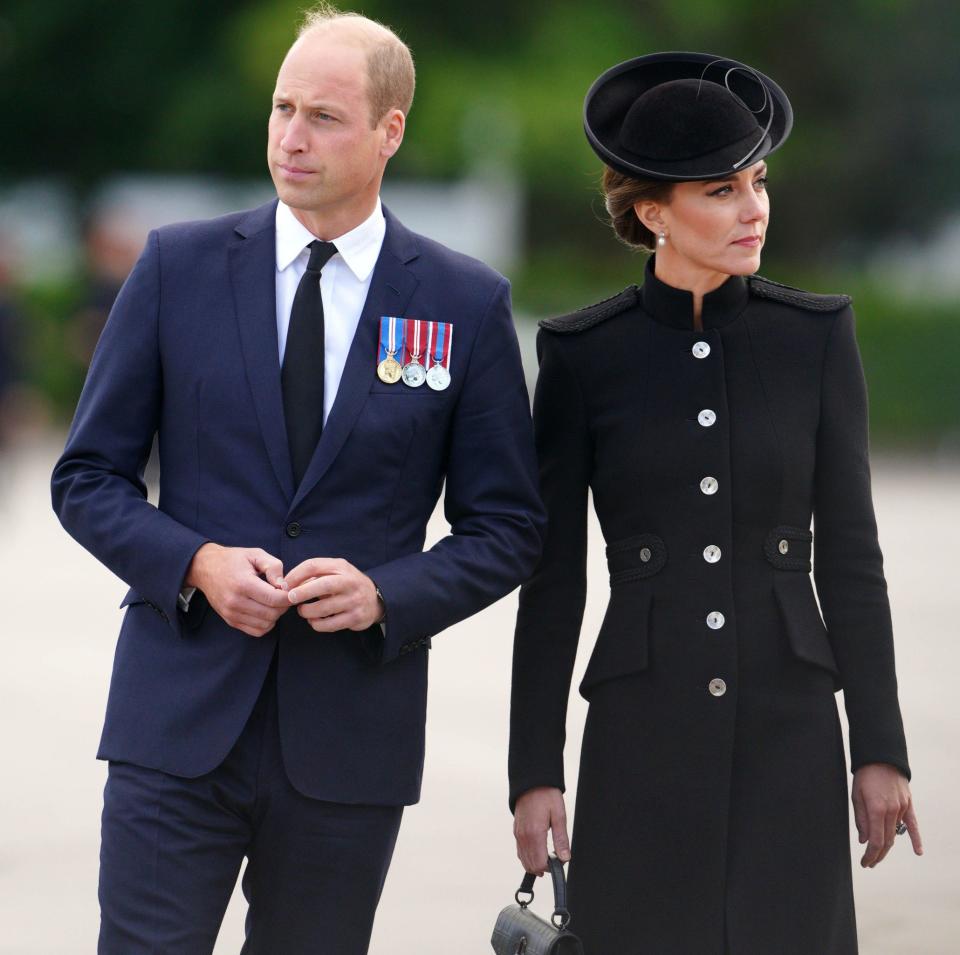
xmin=514 ymin=787 xmax=571 ymax=876
xmin=852 ymin=763 xmax=923 ymax=867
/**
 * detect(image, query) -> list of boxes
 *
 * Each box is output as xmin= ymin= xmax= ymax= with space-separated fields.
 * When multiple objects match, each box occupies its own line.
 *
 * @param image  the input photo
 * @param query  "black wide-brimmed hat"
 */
xmin=584 ymin=51 xmax=793 ymax=181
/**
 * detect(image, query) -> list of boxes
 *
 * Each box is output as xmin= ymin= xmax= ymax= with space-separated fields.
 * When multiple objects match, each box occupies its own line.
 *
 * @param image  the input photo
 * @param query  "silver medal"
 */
xmin=402 ymin=361 xmax=426 ymax=387
xmin=402 ymin=319 xmax=427 ymax=388
xmin=426 ymin=364 xmax=450 ymax=391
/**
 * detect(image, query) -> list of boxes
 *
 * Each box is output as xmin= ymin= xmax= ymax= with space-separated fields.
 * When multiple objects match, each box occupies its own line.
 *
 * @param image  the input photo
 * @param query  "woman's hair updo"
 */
xmin=601 ymin=166 xmax=674 ymax=251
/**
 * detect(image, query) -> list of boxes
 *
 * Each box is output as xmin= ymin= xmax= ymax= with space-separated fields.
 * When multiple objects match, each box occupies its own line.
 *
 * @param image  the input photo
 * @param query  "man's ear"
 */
xmin=381 ymin=109 xmax=405 ymax=159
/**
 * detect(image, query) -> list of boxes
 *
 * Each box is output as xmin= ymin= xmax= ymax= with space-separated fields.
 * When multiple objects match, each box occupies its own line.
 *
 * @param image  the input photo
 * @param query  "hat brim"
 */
xmin=584 ymin=51 xmax=793 ymax=181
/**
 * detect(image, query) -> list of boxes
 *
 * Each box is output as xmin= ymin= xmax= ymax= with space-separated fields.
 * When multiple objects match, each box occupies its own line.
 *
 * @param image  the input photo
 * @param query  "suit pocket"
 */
xmin=773 ymin=573 xmax=840 ymax=682
xmin=579 ymin=585 xmax=652 ymax=699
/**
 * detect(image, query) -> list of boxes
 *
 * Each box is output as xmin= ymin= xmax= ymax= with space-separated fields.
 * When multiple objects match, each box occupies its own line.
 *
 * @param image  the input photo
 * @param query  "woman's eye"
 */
xmin=709 ymin=185 xmax=732 ymax=197
xmin=754 ymin=176 xmax=769 ymax=190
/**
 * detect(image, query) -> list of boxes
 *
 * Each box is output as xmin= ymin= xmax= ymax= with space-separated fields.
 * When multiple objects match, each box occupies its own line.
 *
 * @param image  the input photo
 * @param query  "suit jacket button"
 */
xmin=778 ymin=539 xmax=790 ymax=554
xmin=639 ymin=547 xmax=652 ymax=563
xmin=708 ymin=678 xmax=727 ymax=697
xmin=285 ymin=521 xmax=302 ymax=538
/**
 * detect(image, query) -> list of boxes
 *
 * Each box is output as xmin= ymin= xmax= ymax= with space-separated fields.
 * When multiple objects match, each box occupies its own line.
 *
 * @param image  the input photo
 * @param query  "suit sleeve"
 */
xmin=813 ymin=306 xmax=910 ymax=779
xmin=51 ymin=230 xmax=209 ymax=633
xmin=507 ymin=329 xmax=592 ymax=811
xmin=363 ymin=278 xmax=546 ymax=664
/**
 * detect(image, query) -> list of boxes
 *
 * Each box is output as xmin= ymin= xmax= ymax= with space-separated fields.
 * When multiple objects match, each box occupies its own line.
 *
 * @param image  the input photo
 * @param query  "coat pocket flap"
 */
xmin=579 ymin=587 xmax=652 ymax=699
xmin=773 ymin=574 xmax=840 ymax=681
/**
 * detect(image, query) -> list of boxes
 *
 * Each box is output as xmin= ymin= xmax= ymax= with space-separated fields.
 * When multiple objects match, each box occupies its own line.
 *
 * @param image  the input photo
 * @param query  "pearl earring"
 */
xmin=657 ymin=231 xmax=667 ymax=248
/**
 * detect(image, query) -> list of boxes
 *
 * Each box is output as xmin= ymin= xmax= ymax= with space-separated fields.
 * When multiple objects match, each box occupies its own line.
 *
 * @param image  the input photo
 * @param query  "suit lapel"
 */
xmin=228 ymin=200 xmax=296 ymax=501
xmin=291 ymin=210 xmax=420 ymax=511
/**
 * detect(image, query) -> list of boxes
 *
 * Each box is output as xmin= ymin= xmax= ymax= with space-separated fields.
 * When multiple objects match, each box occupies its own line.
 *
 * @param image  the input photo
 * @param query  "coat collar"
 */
xmin=640 ymin=255 xmax=749 ymax=330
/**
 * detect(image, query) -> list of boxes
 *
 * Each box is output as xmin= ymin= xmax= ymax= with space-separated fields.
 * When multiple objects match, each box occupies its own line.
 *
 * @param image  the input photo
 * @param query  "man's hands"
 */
xmin=285 ymin=558 xmax=385 ymax=632
xmin=184 ymin=547 xmax=383 ymax=637
xmin=184 ymin=543 xmax=290 ymax=638
xmin=852 ymin=762 xmax=923 ymax=868
xmin=514 ymin=787 xmax=571 ymax=876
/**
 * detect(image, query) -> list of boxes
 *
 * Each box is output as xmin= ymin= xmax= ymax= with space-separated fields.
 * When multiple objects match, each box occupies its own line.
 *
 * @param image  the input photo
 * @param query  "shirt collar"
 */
xmin=275 ymin=198 xmax=386 ymax=281
xmin=640 ymin=255 xmax=750 ymax=330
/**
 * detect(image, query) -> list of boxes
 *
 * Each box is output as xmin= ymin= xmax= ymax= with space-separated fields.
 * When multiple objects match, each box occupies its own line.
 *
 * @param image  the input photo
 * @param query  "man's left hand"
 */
xmin=284 ymin=558 xmax=384 ymax=632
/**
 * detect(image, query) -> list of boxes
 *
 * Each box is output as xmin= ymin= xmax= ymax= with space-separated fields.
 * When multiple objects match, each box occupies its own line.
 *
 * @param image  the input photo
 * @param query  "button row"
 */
xmin=691 ymin=336 xmax=727 ymax=699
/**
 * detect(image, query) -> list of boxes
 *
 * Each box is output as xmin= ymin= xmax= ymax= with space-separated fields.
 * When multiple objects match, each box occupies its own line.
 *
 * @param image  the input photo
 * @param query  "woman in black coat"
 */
xmin=509 ymin=53 xmax=922 ymax=954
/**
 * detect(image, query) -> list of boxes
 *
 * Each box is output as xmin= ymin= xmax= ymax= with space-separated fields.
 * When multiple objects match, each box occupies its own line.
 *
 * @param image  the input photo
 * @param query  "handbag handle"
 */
xmin=514 ymin=856 xmax=571 ymax=930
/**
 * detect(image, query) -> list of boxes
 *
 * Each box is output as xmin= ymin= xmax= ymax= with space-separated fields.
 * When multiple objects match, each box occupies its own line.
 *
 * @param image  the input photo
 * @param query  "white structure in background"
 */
xmin=869 ymin=214 xmax=960 ymax=298
xmin=0 ymin=173 xmax=523 ymax=284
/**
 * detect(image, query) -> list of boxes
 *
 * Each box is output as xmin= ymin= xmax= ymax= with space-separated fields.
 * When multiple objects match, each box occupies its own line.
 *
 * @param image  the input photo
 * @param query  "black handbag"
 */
xmin=491 ymin=857 xmax=585 ymax=955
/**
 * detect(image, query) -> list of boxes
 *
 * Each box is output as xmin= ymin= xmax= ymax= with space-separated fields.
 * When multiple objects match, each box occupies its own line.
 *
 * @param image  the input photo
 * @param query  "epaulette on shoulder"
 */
xmin=748 ymin=275 xmax=852 ymax=312
xmin=538 ymin=285 xmax=640 ymax=334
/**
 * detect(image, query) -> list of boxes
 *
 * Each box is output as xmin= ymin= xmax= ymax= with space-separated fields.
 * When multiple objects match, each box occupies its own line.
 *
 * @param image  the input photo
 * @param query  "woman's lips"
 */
xmin=733 ymin=235 xmax=762 ymax=247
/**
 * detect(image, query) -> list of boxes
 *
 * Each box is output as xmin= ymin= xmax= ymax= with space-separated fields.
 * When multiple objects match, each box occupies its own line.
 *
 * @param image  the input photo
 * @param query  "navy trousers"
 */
xmin=98 ymin=657 xmax=403 ymax=954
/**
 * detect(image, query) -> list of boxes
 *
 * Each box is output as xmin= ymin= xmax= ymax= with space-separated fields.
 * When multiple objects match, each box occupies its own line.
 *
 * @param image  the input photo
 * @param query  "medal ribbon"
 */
xmin=438 ymin=321 xmax=452 ymax=371
xmin=404 ymin=318 xmax=422 ymax=364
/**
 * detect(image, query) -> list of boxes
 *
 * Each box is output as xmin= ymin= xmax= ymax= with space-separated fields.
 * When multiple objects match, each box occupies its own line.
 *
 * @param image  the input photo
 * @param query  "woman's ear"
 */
xmin=634 ymin=200 xmax=665 ymax=236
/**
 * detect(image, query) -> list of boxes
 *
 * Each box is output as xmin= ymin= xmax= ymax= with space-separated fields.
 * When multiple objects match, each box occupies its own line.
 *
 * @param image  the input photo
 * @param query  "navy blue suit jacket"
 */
xmin=52 ymin=200 xmax=545 ymax=806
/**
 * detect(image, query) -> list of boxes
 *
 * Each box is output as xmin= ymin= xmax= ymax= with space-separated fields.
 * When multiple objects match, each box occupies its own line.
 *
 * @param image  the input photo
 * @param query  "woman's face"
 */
xmin=637 ymin=160 xmax=770 ymax=278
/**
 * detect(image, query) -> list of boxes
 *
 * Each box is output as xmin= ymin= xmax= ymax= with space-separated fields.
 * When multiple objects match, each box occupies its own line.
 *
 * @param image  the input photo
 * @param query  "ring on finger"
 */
xmin=895 ymin=820 xmax=907 ymax=836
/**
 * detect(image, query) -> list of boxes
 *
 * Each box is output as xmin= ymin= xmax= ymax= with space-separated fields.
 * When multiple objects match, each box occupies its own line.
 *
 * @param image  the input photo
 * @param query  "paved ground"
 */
xmin=1 ymin=436 xmax=957 ymax=953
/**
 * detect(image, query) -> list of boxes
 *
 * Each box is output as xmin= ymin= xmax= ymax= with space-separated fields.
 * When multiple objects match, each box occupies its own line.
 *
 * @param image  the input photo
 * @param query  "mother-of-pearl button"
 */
xmin=698 ymin=409 xmax=716 ymax=427
xmin=692 ymin=341 xmax=711 ymax=359
xmin=703 ymin=544 xmax=721 ymax=563
xmin=709 ymin=678 xmax=727 ymax=697
xmin=700 ymin=476 xmax=718 ymax=495
xmin=706 ymin=611 xmax=725 ymax=629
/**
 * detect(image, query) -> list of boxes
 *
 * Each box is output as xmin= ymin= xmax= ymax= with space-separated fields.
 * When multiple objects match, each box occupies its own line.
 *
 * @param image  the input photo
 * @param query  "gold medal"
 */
xmin=378 ymin=357 xmax=402 ymax=383
xmin=376 ymin=316 xmax=402 ymax=384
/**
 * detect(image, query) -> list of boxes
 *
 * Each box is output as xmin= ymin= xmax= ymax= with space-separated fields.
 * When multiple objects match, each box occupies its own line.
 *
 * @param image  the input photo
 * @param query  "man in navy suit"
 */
xmin=51 ymin=8 xmax=544 ymax=953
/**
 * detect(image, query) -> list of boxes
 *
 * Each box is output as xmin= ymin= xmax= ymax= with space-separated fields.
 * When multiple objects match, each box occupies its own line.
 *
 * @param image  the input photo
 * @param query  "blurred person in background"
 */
xmin=509 ymin=53 xmax=922 ymax=954
xmin=0 ymin=235 xmax=24 ymax=448
xmin=67 ymin=207 xmax=144 ymax=369
xmin=51 ymin=3 xmax=543 ymax=953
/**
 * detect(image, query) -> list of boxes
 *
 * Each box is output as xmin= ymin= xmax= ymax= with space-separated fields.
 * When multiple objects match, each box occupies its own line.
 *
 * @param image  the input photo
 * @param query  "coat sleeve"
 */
xmin=508 ymin=329 xmax=592 ymax=811
xmin=51 ymin=231 xmax=209 ymax=633
xmin=363 ymin=278 xmax=546 ymax=664
xmin=812 ymin=306 xmax=910 ymax=779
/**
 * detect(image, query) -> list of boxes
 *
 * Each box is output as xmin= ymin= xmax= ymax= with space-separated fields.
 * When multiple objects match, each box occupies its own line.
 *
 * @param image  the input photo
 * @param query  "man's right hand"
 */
xmin=514 ymin=786 xmax=571 ymax=876
xmin=184 ymin=543 xmax=290 ymax=638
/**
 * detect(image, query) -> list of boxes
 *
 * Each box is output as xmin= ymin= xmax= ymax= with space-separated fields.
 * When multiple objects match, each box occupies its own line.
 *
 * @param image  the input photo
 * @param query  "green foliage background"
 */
xmin=1 ymin=0 xmax=957 ymax=446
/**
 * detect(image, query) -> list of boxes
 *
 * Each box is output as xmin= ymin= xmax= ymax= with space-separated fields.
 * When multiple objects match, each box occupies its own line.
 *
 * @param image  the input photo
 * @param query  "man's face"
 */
xmin=267 ymin=31 xmax=391 ymax=222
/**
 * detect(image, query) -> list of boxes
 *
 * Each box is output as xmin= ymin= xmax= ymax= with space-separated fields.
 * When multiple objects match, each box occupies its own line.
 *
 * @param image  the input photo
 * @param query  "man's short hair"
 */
xmin=298 ymin=3 xmax=416 ymax=127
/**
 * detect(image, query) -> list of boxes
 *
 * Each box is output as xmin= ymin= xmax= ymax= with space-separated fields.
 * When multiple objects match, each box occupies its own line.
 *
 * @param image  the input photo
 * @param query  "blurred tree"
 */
xmin=1 ymin=0 xmax=957 ymax=261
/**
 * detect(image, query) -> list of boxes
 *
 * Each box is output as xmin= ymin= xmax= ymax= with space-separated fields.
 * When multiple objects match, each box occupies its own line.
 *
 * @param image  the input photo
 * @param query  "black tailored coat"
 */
xmin=509 ymin=258 xmax=910 ymax=955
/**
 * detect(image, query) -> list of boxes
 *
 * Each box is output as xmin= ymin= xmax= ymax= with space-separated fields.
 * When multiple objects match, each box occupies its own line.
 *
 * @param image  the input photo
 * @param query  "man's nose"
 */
xmin=280 ymin=113 xmax=308 ymax=153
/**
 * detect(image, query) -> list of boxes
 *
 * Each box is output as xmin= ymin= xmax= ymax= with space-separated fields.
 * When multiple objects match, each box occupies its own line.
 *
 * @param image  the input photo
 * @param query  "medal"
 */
xmin=426 ymin=320 xmax=452 ymax=391
xmin=401 ymin=318 xmax=426 ymax=388
xmin=377 ymin=316 xmax=402 ymax=384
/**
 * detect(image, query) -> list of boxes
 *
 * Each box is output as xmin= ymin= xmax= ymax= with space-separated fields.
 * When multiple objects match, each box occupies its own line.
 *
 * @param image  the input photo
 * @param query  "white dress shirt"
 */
xmin=275 ymin=197 xmax=386 ymax=424
xmin=178 ymin=198 xmax=387 ymax=615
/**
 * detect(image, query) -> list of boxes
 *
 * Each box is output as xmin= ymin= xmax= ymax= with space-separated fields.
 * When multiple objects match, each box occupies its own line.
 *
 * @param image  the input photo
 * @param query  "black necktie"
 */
xmin=282 ymin=240 xmax=337 ymax=486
